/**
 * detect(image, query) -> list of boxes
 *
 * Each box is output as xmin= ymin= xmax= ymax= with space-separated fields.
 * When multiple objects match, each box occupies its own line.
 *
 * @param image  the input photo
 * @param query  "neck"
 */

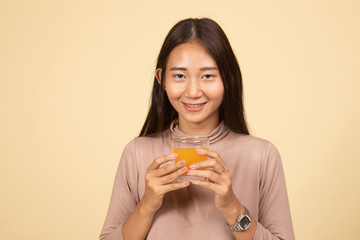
xmin=178 ymin=118 xmax=220 ymax=136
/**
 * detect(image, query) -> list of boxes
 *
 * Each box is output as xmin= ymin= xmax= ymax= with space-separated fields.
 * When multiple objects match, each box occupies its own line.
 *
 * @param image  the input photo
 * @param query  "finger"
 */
xmin=189 ymin=158 xmax=224 ymax=173
xmin=189 ymin=178 xmax=220 ymax=192
xmin=148 ymin=153 xmax=178 ymax=170
xmin=159 ymin=165 xmax=188 ymax=184
xmin=187 ymin=169 xmax=225 ymax=183
xmin=152 ymin=160 xmax=186 ymax=177
xmin=161 ymin=180 xmax=190 ymax=193
xmin=195 ymin=149 xmax=227 ymax=168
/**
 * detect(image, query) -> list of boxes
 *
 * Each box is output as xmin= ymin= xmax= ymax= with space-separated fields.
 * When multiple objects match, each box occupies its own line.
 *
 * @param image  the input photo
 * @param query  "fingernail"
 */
xmin=181 ymin=166 xmax=187 ymax=172
xmin=189 ymin=164 xmax=196 ymax=169
xmin=178 ymin=160 xmax=186 ymax=166
xmin=171 ymin=153 xmax=178 ymax=159
xmin=190 ymin=179 xmax=199 ymax=184
xmin=196 ymin=149 xmax=205 ymax=154
xmin=184 ymin=182 xmax=190 ymax=186
xmin=187 ymin=170 xmax=192 ymax=174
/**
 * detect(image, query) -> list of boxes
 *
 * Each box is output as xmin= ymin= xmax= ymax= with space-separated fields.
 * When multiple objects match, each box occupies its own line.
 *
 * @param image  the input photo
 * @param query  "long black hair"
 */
xmin=139 ymin=18 xmax=249 ymax=136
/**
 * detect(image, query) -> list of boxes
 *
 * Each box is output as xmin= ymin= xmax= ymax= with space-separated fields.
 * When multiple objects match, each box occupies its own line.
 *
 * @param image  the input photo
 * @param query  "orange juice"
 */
xmin=173 ymin=148 xmax=208 ymax=175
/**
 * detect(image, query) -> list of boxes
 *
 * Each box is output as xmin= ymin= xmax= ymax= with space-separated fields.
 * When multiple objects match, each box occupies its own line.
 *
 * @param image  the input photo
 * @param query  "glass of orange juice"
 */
xmin=172 ymin=136 xmax=209 ymax=181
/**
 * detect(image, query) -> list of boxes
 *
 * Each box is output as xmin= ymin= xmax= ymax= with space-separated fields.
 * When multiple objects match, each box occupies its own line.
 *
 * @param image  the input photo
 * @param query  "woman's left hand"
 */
xmin=187 ymin=149 xmax=257 ymax=239
xmin=186 ymin=148 xmax=239 ymax=212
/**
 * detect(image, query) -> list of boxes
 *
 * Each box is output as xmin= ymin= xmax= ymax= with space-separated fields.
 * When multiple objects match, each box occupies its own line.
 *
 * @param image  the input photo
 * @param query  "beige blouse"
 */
xmin=100 ymin=122 xmax=295 ymax=239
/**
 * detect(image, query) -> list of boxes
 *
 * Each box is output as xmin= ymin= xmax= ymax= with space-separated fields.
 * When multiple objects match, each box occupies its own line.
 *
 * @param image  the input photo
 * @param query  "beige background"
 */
xmin=1 ymin=0 xmax=359 ymax=239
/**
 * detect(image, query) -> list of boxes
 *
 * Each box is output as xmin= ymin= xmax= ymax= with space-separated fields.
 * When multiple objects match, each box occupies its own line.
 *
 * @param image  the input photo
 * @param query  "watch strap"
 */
xmin=227 ymin=206 xmax=251 ymax=232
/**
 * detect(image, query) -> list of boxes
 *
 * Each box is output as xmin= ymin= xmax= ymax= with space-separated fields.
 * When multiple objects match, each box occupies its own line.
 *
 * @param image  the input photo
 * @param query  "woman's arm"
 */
xmin=188 ymin=149 xmax=257 ymax=240
xmin=121 ymin=153 xmax=189 ymax=239
xmin=100 ymin=144 xmax=190 ymax=240
xmin=253 ymin=142 xmax=295 ymax=239
xmin=188 ymin=144 xmax=294 ymax=240
xmin=120 ymin=198 xmax=156 ymax=240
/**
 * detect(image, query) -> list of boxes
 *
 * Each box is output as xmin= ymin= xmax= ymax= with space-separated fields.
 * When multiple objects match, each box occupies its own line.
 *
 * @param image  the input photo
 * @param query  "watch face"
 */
xmin=239 ymin=215 xmax=251 ymax=229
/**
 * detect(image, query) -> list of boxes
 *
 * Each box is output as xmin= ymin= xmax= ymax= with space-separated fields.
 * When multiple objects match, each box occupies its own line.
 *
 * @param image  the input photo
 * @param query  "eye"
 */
xmin=202 ymin=74 xmax=214 ymax=80
xmin=174 ymin=74 xmax=185 ymax=79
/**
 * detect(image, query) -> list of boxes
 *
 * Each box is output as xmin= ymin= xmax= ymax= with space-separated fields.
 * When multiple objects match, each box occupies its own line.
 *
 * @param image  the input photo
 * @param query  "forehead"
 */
xmin=166 ymin=42 xmax=217 ymax=69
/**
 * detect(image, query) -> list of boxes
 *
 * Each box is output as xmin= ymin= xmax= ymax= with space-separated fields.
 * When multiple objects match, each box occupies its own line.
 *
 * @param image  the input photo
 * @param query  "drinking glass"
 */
xmin=172 ymin=136 xmax=209 ymax=181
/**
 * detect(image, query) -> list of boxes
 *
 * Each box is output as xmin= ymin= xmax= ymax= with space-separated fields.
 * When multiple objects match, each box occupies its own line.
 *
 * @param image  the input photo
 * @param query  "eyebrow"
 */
xmin=169 ymin=66 xmax=218 ymax=71
xmin=169 ymin=67 xmax=187 ymax=71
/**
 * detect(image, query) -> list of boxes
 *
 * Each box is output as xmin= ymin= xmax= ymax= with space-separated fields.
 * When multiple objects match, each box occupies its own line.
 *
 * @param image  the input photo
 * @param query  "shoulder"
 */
xmin=227 ymin=131 xmax=277 ymax=153
xmin=122 ymin=130 xmax=172 ymax=158
xmin=235 ymin=134 xmax=283 ymax=174
xmin=131 ymin=130 xmax=171 ymax=147
xmin=225 ymin=131 xmax=282 ymax=166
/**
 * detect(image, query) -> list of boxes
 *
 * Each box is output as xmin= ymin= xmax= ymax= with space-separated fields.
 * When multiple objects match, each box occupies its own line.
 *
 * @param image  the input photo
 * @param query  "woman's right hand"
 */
xmin=140 ymin=153 xmax=189 ymax=214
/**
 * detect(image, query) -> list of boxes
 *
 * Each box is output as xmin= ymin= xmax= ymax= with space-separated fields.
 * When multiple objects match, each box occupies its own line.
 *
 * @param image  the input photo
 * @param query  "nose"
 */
xmin=185 ymin=79 xmax=202 ymax=98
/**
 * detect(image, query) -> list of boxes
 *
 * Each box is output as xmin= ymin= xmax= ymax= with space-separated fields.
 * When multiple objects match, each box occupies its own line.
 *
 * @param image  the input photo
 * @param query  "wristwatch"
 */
xmin=227 ymin=206 xmax=251 ymax=231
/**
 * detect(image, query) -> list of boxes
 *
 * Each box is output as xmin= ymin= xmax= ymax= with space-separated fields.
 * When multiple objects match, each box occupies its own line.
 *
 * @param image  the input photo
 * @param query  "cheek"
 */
xmin=166 ymin=89 xmax=182 ymax=111
xmin=165 ymin=83 xmax=183 ymax=100
xmin=166 ymin=89 xmax=178 ymax=101
xmin=208 ymin=83 xmax=224 ymax=102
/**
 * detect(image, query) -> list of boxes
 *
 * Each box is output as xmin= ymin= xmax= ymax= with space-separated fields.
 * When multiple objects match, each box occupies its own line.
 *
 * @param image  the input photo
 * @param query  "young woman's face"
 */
xmin=160 ymin=42 xmax=224 ymax=134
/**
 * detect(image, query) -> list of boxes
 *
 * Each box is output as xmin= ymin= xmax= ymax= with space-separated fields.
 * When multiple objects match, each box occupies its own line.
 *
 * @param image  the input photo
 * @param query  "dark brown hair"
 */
xmin=139 ymin=18 xmax=249 ymax=136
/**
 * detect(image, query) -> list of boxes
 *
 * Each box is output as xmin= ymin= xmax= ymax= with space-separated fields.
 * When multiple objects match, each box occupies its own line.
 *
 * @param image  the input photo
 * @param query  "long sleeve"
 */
xmin=254 ymin=142 xmax=295 ymax=240
xmin=100 ymin=140 xmax=140 ymax=240
xmin=99 ymin=127 xmax=295 ymax=240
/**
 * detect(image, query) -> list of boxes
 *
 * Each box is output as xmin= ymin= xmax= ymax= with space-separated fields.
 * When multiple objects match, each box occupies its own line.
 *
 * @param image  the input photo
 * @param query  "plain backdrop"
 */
xmin=1 ymin=0 xmax=359 ymax=239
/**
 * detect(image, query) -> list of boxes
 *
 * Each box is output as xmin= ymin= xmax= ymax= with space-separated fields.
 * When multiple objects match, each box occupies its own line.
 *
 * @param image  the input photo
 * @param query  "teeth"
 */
xmin=186 ymin=103 xmax=204 ymax=107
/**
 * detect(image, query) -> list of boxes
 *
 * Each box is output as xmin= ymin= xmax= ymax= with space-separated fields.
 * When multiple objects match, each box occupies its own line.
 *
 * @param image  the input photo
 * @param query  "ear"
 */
xmin=155 ymin=68 xmax=165 ymax=89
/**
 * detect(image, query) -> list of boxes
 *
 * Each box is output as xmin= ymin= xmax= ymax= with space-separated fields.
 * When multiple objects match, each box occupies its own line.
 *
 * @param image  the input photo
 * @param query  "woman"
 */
xmin=100 ymin=18 xmax=295 ymax=240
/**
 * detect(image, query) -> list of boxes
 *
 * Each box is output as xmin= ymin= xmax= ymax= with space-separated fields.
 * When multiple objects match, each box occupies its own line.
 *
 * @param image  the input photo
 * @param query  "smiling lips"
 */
xmin=182 ymin=102 xmax=207 ymax=111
